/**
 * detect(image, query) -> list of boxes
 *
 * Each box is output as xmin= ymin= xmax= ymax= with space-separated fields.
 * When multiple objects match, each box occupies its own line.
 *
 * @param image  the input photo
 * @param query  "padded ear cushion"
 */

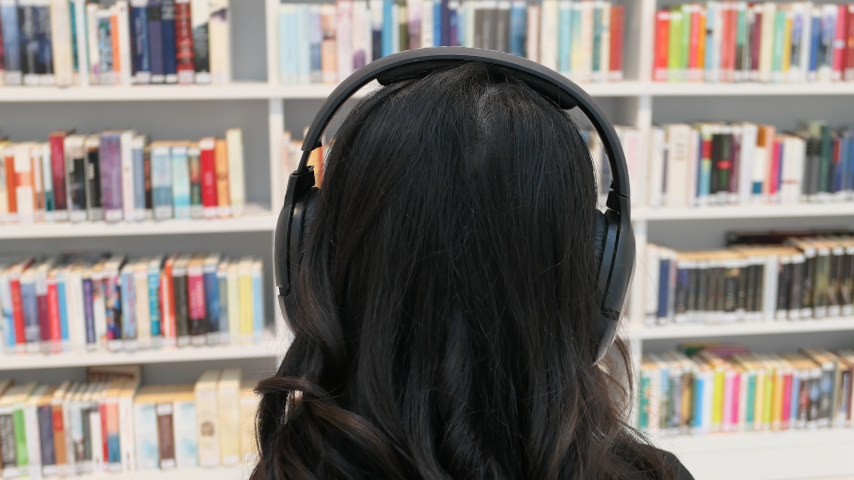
xmin=592 ymin=210 xmax=607 ymax=270
xmin=298 ymin=187 xmax=320 ymax=256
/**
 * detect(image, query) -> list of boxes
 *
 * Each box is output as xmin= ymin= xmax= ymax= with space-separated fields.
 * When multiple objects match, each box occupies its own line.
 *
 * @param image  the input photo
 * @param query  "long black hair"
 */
xmin=254 ymin=62 xmax=676 ymax=480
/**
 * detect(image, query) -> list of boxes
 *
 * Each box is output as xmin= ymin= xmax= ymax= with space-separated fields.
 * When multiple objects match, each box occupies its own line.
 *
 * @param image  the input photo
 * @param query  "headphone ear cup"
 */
xmin=592 ymin=210 xmax=607 ymax=270
xmin=299 ymin=187 xmax=320 ymax=256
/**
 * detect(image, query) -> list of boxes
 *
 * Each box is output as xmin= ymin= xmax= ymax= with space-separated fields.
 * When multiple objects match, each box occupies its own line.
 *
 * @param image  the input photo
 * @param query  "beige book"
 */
xmin=239 ymin=379 xmax=260 ymax=463
xmin=195 ymin=369 xmax=223 ymax=467
xmin=226 ymin=129 xmax=245 ymax=216
xmin=50 ymin=0 xmax=74 ymax=86
xmin=217 ymin=368 xmax=242 ymax=466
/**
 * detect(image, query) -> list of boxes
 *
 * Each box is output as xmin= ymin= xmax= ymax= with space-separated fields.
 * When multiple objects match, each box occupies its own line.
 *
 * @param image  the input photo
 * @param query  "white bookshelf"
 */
xmin=1 ymin=0 xmax=853 ymax=478
xmin=67 ymin=465 xmax=253 ymax=480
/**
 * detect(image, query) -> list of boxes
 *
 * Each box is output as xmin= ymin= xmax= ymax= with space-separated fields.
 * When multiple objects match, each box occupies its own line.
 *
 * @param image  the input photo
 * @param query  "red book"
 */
xmin=781 ymin=372 xmax=793 ymax=430
xmin=49 ymin=132 xmax=69 ymax=219
xmin=770 ymin=140 xmax=781 ymax=196
xmin=654 ymin=11 xmax=670 ymax=81
xmin=47 ymin=271 xmax=62 ymax=353
xmin=8 ymin=259 xmax=34 ymax=347
xmin=5 ymin=149 xmax=17 ymax=220
xmin=174 ymin=0 xmax=196 ymax=84
xmin=609 ymin=6 xmax=624 ymax=81
xmin=199 ymin=138 xmax=218 ymax=218
xmin=720 ymin=5 xmax=733 ymax=82
xmin=37 ymin=270 xmax=50 ymax=345
xmin=100 ymin=403 xmax=110 ymax=464
xmin=833 ymin=4 xmax=848 ymax=81
xmin=187 ymin=257 xmax=206 ymax=341
xmin=846 ymin=6 xmax=854 ymax=80
xmin=688 ymin=8 xmax=701 ymax=80
xmin=728 ymin=6 xmax=739 ymax=81
xmin=161 ymin=256 xmax=177 ymax=342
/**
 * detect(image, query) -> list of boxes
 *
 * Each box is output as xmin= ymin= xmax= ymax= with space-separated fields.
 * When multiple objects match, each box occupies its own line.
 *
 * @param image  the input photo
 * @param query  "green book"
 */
xmin=771 ymin=10 xmax=786 ymax=80
xmin=746 ymin=372 xmax=756 ymax=430
xmin=13 ymin=407 xmax=28 ymax=468
xmin=592 ymin=5 xmax=602 ymax=74
xmin=681 ymin=5 xmax=692 ymax=75
xmin=668 ymin=9 xmax=684 ymax=81
xmin=639 ymin=372 xmax=650 ymax=429
xmin=763 ymin=367 xmax=774 ymax=426
xmin=819 ymin=124 xmax=832 ymax=194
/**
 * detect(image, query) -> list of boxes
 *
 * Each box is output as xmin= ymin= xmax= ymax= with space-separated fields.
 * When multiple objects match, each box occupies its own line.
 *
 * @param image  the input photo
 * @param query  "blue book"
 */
xmin=309 ymin=6 xmax=322 ymax=82
xmin=161 ymin=0 xmax=177 ymax=83
xmin=130 ymin=0 xmax=151 ymax=83
xmin=203 ymin=259 xmax=219 ymax=336
xmin=21 ymin=274 xmax=39 ymax=346
xmin=150 ymin=144 xmax=173 ymax=219
xmin=790 ymin=375 xmax=801 ymax=424
xmin=57 ymin=269 xmax=69 ymax=347
xmin=148 ymin=258 xmax=161 ymax=337
xmin=1 ymin=273 xmax=13 ymax=347
xmin=278 ymin=5 xmax=296 ymax=83
xmin=809 ymin=15 xmax=821 ymax=77
xmin=509 ymin=0 xmax=525 ymax=57
xmin=693 ymin=376 xmax=703 ymax=428
xmin=217 ymin=265 xmax=228 ymax=338
xmin=120 ymin=266 xmax=137 ymax=341
xmin=382 ymin=0 xmax=393 ymax=56
xmin=657 ymin=258 xmax=670 ymax=320
xmin=171 ymin=145 xmax=191 ymax=219
xmin=297 ymin=5 xmax=311 ymax=83
xmin=20 ymin=2 xmax=39 ymax=83
xmin=83 ymin=277 xmax=95 ymax=346
xmin=433 ymin=0 xmax=441 ymax=46
xmin=133 ymin=140 xmax=146 ymax=215
xmin=704 ymin=4 xmax=715 ymax=75
xmin=2 ymin=1 xmax=21 ymax=84
xmin=36 ymin=1 xmax=53 ymax=78
xmin=38 ymin=406 xmax=56 ymax=468
xmin=148 ymin=0 xmax=165 ymax=83
xmin=251 ymin=262 xmax=263 ymax=340
xmin=558 ymin=1 xmax=571 ymax=72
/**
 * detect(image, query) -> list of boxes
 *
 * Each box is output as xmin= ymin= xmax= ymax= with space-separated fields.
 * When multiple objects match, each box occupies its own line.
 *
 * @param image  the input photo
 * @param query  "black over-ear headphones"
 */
xmin=274 ymin=47 xmax=635 ymax=364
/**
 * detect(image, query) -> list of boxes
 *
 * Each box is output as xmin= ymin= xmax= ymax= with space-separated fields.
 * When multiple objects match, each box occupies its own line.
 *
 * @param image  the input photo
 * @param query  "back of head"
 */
xmin=255 ymin=62 xmax=674 ymax=480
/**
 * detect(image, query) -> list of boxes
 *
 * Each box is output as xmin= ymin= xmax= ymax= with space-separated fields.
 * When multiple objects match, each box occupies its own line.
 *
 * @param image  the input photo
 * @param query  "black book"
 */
xmin=173 ymin=256 xmax=191 ymax=345
xmin=710 ymin=133 xmax=721 ymax=196
xmin=85 ymin=138 xmax=103 ymax=221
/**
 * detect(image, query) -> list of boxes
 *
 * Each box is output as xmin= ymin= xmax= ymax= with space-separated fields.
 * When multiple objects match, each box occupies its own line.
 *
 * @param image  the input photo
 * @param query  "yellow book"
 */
xmin=769 ymin=355 xmax=786 ymax=430
xmin=214 ymin=138 xmax=230 ymax=218
xmin=238 ymin=258 xmax=254 ymax=344
xmin=760 ymin=356 xmax=774 ymax=429
xmin=239 ymin=379 xmax=260 ymax=463
xmin=752 ymin=358 xmax=765 ymax=431
xmin=697 ymin=351 xmax=726 ymax=431
xmin=217 ymin=368 xmax=242 ymax=466
xmin=195 ymin=369 xmax=222 ymax=467
xmin=781 ymin=10 xmax=792 ymax=74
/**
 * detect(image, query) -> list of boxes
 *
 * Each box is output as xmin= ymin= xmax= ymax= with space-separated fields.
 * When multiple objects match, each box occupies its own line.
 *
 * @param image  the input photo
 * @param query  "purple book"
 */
xmin=148 ymin=0 xmax=165 ymax=83
xmin=83 ymin=277 xmax=95 ymax=347
xmin=99 ymin=132 xmax=123 ymax=222
xmin=441 ymin=0 xmax=450 ymax=46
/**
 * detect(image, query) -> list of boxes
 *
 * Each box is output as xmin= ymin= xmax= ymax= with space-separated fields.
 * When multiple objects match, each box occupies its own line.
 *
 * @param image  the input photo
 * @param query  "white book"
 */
xmin=463 ymin=0 xmax=475 ymax=48
xmin=644 ymin=244 xmax=660 ymax=326
xmin=540 ymin=0 xmax=559 ymax=70
xmin=758 ymin=2 xmax=777 ymax=82
xmin=133 ymin=387 xmax=160 ymax=470
xmin=118 ymin=382 xmax=139 ymax=473
xmin=173 ymin=387 xmax=199 ymax=468
xmin=192 ymin=0 xmax=212 ymax=83
xmin=664 ymin=124 xmax=693 ymax=208
xmin=50 ymin=0 xmax=74 ymax=86
xmin=72 ymin=0 xmax=89 ymax=86
xmin=226 ymin=128 xmax=245 ymax=216
xmin=337 ymin=0 xmax=354 ymax=80
xmin=86 ymin=3 xmax=100 ymax=84
xmin=420 ymin=0 xmax=434 ymax=49
xmin=349 ymin=0 xmax=367 ymax=66
xmin=115 ymin=1 xmax=133 ymax=86
xmin=89 ymin=385 xmax=104 ymax=472
xmin=618 ymin=127 xmax=642 ymax=207
xmin=597 ymin=2 xmax=610 ymax=83
xmin=24 ymin=385 xmax=48 ymax=478
xmin=14 ymin=143 xmax=35 ymax=223
xmin=525 ymin=4 xmax=540 ymax=62
xmin=819 ymin=4 xmax=837 ymax=83
xmin=31 ymin=143 xmax=46 ymax=223
xmin=738 ymin=123 xmax=758 ymax=205
xmin=209 ymin=0 xmax=231 ymax=84
xmin=648 ymin=127 xmax=666 ymax=207
xmin=67 ymin=264 xmax=87 ymax=352
xmin=120 ymin=130 xmax=136 ymax=222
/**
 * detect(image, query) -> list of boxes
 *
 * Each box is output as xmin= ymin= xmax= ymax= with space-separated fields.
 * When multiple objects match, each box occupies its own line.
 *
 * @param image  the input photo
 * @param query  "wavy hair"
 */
xmin=253 ymin=62 xmax=676 ymax=480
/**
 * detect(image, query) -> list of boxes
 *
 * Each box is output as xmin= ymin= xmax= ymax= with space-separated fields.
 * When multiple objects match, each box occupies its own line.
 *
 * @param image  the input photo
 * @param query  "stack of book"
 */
xmin=0 ymin=367 xmax=260 ymax=476
xmin=0 ymin=252 xmax=266 ymax=356
xmin=276 ymin=0 xmax=625 ymax=84
xmin=653 ymin=2 xmax=854 ymax=83
xmin=639 ymin=346 xmax=854 ymax=435
xmin=0 ymin=127 xmax=245 ymax=225
xmin=646 ymin=232 xmax=854 ymax=326
xmin=0 ymin=0 xmax=232 ymax=87
xmin=648 ymin=121 xmax=854 ymax=208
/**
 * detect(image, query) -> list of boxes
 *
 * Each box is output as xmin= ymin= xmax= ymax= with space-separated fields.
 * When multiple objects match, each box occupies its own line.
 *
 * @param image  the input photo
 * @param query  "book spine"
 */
xmin=173 ymin=267 xmax=189 ymax=345
xmin=187 ymin=263 xmax=207 ymax=343
xmin=120 ymin=132 xmax=136 ymax=222
xmin=37 ymin=0 xmax=56 ymax=85
xmin=83 ymin=276 xmax=96 ymax=348
xmin=188 ymin=146 xmax=203 ymax=219
xmin=98 ymin=134 xmax=123 ymax=222
xmin=833 ymin=4 xmax=847 ymax=81
xmin=156 ymin=403 xmax=176 ymax=468
xmin=217 ymin=266 xmax=228 ymax=341
xmin=225 ymin=129 xmax=243 ymax=215
xmin=162 ymin=0 xmax=178 ymax=83
xmin=148 ymin=0 xmax=164 ymax=83
xmin=846 ymin=6 xmax=854 ymax=81
xmin=135 ymin=264 xmax=151 ymax=349
xmin=11 ymin=276 xmax=26 ymax=347
xmin=172 ymin=400 xmax=197 ymax=468
xmin=1 ymin=0 xmax=22 ymax=84
xmin=151 ymin=145 xmax=173 ymax=219
xmin=132 ymin=137 xmax=146 ymax=221
xmin=130 ymin=0 xmax=151 ymax=83
xmin=133 ymin=403 xmax=158 ymax=469
xmin=203 ymin=265 xmax=219 ymax=343
xmin=208 ymin=0 xmax=230 ymax=83
xmin=49 ymin=134 xmax=68 ymax=219
xmin=47 ymin=272 xmax=62 ymax=351
xmin=50 ymin=0 xmax=74 ymax=86
xmin=251 ymin=262 xmax=263 ymax=342
xmin=148 ymin=264 xmax=161 ymax=338
xmin=36 ymin=270 xmax=51 ymax=350
xmin=22 ymin=275 xmax=40 ymax=350
xmin=52 ymin=403 xmax=68 ymax=474
xmin=171 ymin=145 xmax=191 ymax=219
xmin=39 ymin=405 xmax=56 ymax=475
xmin=190 ymin=0 xmax=209 ymax=82
xmin=174 ymin=0 xmax=195 ymax=83
xmin=117 ymin=2 xmax=134 ymax=86
xmin=121 ymin=267 xmax=138 ymax=347
xmin=238 ymin=262 xmax=252 ymax=343
xmin=195 ymin=387 xmax=219 ymax=467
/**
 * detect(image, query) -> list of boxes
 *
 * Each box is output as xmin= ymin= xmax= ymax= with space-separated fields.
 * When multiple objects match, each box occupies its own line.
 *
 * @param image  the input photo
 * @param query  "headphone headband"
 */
xmin=297 ymin=47 xmax=631 ymax=201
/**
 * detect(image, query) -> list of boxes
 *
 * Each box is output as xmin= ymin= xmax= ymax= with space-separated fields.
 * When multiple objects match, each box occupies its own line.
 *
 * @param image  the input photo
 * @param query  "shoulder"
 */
xmin=657 ymin=448 xmax=695 ymax=480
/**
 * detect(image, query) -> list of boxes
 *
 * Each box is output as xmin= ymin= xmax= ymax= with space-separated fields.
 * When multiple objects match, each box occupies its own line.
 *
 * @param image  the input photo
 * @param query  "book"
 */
xmin=194 ymin=369 xmax=221 ymax=467
xmin=208 ymin=0 xmax=230 ymax=84
xmin=225 ymin=128 xmax=244 ymax=216
xmin=216 ymin=368 xmax=240 ymax=466
xmin=174 ymin=0 xmax=195 ymax=83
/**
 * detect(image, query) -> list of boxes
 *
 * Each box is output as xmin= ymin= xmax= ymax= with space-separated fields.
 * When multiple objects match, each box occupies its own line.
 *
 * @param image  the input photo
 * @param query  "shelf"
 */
xmin=645 ymin=81 xmax=854 ymax=97
xmin=634 ymin=202 xmax=854 ymax=221
xmin=67 ymin=465 xmax=252 ymax=480
xmin=630 ymin=317 xmax=854 ymax=340
xmin=0 ymin=341 xmax=285 ymax=371
xmin=0 ymin=205 xmax=276 ymax=239
xmin=653 ymin=429 xmax=854 ymax=480
xmin=0 ymin=83 xmax=277 ymax=102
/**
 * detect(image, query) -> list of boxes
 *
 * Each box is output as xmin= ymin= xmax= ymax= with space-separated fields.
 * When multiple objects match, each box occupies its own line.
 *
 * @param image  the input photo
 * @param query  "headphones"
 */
xmin=274 ymin=47 xmax=635 ymax=364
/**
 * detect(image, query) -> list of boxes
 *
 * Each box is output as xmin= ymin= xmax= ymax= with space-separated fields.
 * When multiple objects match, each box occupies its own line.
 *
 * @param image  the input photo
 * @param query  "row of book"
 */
xmin=654 ymin=2 xmax=854 ymax=83
xmin=0 ymin=128 xmax=245 ymax=225
xmin=0 ymin=367 xmax=259 ymax=476
xmin=276 ymin=0 xmax=625 ymax=84
xmin=0 ymin=0 xmax=232 ymax=87
xmin=639 ymin=346 xmax=854 ymax=435
xmin=648 ymin=121 xmax=854 ymax=209
xmin=645 ymin=235 xmax=854 ymax=326
xmin=0 ymin=253 xmax=265 ymax=356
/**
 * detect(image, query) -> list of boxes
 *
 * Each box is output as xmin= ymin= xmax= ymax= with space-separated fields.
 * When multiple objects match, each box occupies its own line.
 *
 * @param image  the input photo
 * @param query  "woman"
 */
xmin=254 ymin=62 xmax=692 ymax=480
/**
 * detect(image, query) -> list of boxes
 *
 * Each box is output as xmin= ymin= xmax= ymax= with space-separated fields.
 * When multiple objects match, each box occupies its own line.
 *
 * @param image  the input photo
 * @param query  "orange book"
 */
xmin=756 ymin=125 xmax=777 ymax=196
xmin=695 ymin=9 xmax=706 ymax=82
xmin=214 ymin=138 xmax=231 ymax=218
xmin=111 ymin=11 xmax=121 ymax=84
xmin=5 ymin=146 xmax=17 ymax=217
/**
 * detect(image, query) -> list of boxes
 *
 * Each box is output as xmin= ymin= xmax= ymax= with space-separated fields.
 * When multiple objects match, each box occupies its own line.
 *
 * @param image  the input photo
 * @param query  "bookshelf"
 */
xmin=1 ymin=0 xmax=854 ymax=479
